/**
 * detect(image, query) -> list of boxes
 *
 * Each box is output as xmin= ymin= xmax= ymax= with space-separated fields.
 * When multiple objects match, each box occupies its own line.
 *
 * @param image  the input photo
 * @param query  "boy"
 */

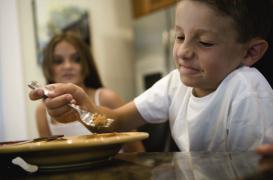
xmin=30 ymin=0 xmax=273 ymax=151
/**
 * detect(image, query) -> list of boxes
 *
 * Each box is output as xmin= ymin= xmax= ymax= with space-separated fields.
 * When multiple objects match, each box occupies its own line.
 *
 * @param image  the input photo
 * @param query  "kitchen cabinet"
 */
xmin=132 ymin=0 xmax=177 ymax=19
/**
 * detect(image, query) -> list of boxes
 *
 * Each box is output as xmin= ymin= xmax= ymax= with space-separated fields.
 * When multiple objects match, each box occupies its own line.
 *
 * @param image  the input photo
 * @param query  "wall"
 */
xmin=0 ymin=0 xmax=135 ymax=140
xmin=0 ymin=0 xmax=28 ymax=141
xmin=134 ymin=6 xmax=176 ymax=95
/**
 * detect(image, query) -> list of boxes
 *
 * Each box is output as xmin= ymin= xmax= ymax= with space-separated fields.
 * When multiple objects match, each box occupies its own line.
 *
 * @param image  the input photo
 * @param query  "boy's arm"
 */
xmin=110 ymin=101 xmax=146 ymax=132
xmin=29 ymin=83 xmax=146 ymax=132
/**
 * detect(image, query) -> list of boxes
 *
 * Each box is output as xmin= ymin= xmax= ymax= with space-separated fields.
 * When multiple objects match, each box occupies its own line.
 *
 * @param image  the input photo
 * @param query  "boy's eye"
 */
xmin=175 ymin=35 xmax=185 ymax=42
xmin=199 ymin=41 xmax=214 ymax=47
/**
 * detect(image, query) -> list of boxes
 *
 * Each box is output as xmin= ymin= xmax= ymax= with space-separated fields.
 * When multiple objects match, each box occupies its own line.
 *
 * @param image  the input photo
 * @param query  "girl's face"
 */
xmin=52 ymin=41 xmax=84 ymax=86
xmin=173 ymin=0 xmax=247 ymax=97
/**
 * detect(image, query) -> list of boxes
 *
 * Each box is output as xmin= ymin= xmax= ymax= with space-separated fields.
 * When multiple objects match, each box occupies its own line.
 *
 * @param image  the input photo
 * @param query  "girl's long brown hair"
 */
xmin=42 ymin=32 xmax=103 ymax=88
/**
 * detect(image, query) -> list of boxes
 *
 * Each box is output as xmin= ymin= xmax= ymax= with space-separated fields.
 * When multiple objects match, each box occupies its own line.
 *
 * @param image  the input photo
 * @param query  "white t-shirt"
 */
xmin=134 ymin=66 xmax=273 ymax=152
xmin=47 ymin=89 xmax=101 ymax=136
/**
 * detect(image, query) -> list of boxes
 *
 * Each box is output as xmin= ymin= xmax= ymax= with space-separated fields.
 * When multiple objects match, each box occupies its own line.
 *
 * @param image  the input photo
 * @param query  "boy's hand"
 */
xmin=29 ymin=88 xmax=45 ymax=100
xmin=29 ymin=83 xmax=93 ymax=123
xmin=256 ymin=144 xmax=273 ymax=156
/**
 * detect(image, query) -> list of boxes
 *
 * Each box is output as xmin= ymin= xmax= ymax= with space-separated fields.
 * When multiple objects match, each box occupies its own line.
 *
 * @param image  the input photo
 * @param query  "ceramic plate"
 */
xmin=0 ymin=132 xmax=149 ymax=167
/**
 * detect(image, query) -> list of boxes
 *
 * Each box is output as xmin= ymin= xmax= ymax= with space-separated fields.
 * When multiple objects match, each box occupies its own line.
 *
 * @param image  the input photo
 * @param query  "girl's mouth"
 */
xmin=62 ymin=74 xmax=75 ymax=79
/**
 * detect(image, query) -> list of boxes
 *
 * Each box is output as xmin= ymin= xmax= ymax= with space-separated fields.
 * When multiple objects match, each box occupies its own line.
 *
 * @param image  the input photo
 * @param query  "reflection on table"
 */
xmin=1 ymin=152 xmax=273 ymax=179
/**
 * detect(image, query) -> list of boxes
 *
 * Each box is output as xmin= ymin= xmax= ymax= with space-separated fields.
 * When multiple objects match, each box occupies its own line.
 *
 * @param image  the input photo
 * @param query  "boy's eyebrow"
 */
xmin=196 ymin=29 xmax=217 ymax=36
xmin=174 ymin=25 xmax=218 ymax=36
xmin=174 ymin=25 xmax=182 ymax=31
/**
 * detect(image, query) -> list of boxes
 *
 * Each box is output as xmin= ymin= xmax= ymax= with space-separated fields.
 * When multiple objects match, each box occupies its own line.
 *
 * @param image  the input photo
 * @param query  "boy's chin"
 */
xmin=179 ymin=76 xmax=195 ymax=87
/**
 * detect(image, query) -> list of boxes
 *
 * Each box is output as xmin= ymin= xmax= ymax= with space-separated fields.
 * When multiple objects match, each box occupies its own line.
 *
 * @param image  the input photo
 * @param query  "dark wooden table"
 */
xmin=1 ymin=151 xmax=273 ymax=179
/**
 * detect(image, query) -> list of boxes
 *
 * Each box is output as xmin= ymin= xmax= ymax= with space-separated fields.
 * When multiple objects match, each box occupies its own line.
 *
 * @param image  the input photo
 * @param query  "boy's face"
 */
xmin=173 ymin=0 xmax=247 ymax=97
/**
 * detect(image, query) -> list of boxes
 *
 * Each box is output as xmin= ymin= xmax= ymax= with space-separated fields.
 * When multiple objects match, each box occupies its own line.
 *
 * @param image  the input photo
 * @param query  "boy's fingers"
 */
xmin=46 ymin=83 xmax=87 ymax=103
xmin=46 ymin=102 xmax=71 ymax=117
xmin=48 ymin=107 xmax=79 ymax=123
xmin=44 ymin=94 xmax=79 ymax=122
xmin=29 ymin=89 xmax=44 ymax=100
xmin=44 ymin=94 xmax=73 ymax=109
xmin=57 ymin=110 xmax=80 ymax=123
xmin=45 ymin=83 xmax=76 ymax=97
xmin=256 ymin=144 xmax=273 ymax=156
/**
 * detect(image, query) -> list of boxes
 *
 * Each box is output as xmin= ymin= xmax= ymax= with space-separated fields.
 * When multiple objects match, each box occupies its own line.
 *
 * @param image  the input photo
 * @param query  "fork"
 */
xmin=28 ymin=81 xmax=114 ymax=129
xmin=12 ymin=135 xmax=65 ymax=145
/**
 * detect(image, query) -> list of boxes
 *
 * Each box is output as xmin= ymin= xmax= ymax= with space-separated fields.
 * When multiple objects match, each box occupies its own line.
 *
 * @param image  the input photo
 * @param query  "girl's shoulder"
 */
xmin=98 ymin=88 xmax=119 ymax=98
xmin=96 ymin=88 xmax=124 ymax=108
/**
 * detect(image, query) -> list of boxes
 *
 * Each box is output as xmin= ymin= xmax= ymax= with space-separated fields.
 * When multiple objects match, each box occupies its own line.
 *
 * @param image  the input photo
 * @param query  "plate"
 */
xmin=0 ymin=132 xmax=149 ymax=167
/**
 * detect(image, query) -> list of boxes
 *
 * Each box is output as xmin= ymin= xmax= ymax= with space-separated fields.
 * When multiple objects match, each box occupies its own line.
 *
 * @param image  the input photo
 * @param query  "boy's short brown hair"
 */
xmin=186 ymin=0 xmax=273 ymax=43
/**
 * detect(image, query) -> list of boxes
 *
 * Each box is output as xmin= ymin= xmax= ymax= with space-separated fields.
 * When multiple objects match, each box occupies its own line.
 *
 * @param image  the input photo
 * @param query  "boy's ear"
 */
xmin=242 ymin=38 xmax=268 ymax=66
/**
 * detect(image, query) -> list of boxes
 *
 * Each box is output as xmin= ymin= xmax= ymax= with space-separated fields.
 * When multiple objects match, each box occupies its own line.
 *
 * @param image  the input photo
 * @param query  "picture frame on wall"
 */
xmin=32 ymin=0 xmax=91 ymax=64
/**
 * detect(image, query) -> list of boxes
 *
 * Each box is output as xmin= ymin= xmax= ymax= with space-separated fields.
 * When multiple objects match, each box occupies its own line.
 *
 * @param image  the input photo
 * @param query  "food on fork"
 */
xmin=92 ymin=113 xmax=107 ymax=126
xmin=91 ymin=113 xmax=113 ymax=128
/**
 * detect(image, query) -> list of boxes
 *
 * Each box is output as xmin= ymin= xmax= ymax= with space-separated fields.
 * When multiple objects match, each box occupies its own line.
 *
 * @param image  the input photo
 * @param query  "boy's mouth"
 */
xmin=178 ymin=64 xmax=200 ymax=75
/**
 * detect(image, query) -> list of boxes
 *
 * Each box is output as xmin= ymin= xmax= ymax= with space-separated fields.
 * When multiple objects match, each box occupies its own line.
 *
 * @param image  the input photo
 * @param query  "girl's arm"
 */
xmin=36 ymin=103 xmax=51 ymax=137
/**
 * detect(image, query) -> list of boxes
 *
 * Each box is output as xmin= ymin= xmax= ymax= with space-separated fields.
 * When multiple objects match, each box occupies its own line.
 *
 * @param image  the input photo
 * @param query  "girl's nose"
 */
xmin=63 ymin=59 xmax=73 ymax=68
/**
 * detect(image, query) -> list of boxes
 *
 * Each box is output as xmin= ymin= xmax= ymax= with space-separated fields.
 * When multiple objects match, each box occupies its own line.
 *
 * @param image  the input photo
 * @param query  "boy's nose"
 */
xmin=178 ymin=44 xmax=194 ymax=60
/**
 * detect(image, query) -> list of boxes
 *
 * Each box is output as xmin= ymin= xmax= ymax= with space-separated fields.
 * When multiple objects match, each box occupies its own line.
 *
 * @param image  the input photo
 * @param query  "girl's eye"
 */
xmin=71 ymin=53 xmax=81 ymax=63
xmin=199 ymin=41 xmax=214 ymax=47
xmin=52 ymin=57 xmax=64 ymax=65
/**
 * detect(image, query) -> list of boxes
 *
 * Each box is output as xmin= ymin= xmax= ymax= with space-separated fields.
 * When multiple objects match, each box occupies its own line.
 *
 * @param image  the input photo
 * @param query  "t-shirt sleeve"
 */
xmin=134 ymin=72 xmax=174 ymax=123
